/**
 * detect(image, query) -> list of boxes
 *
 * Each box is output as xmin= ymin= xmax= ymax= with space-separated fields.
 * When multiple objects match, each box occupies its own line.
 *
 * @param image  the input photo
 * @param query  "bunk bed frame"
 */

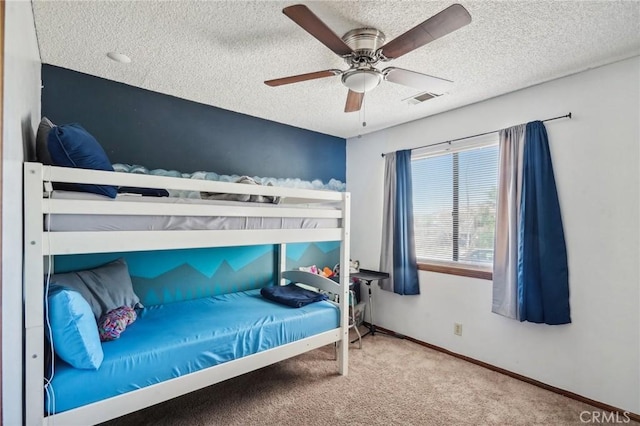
xmin=23 ymin=162 xmax=351 ymax=425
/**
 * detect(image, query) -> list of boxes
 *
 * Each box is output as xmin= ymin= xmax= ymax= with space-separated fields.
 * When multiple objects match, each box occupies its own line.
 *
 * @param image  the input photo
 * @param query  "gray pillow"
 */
xmin=50 ymin=258 xmax=142 ymax=320
xmin=36 ymin=117 xmax=55 ymax=165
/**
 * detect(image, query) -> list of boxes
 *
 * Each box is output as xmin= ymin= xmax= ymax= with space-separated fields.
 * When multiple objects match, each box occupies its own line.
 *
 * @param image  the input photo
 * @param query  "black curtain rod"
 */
xmin=381 ymin=112 xmax=572 ymax=157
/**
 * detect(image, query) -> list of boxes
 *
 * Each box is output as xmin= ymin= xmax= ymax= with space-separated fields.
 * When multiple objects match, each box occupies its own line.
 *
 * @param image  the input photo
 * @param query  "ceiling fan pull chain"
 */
xmin=361 ymin=99 xmax=366 ymax=127
xmin=361 ymin=73 xmax=367 ymax=127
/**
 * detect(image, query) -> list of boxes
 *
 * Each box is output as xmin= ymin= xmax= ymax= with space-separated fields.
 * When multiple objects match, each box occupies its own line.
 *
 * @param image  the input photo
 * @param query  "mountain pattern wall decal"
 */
xmin=133 ymin=253 xmax=275 ymax=305
xmin=54 ymin=242 xmax=340 ymax=306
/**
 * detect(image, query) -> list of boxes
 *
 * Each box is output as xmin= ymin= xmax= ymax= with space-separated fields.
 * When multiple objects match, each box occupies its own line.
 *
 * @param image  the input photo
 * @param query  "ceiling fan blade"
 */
xmin=265 ymin=69 xmax=341 ymax=87
xmin=283 ymin=4 xmax=354 ymax=57
xmin=383 ymin=67 xmax=453 ymax=94
xmin=379 ymin=4 xmax=471 ymax=60
xmin=345 ymin=90 xmax=364 ymax=113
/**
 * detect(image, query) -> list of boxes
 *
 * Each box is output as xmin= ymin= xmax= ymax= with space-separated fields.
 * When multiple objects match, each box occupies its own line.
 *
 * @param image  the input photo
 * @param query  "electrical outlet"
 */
xmin=454 ymin=323 xmax=463 ymax=336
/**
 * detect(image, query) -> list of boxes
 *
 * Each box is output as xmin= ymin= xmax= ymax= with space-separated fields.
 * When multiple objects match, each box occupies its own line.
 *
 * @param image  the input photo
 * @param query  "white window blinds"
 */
xmin=411 ymin=140 xmax=499 ymax=267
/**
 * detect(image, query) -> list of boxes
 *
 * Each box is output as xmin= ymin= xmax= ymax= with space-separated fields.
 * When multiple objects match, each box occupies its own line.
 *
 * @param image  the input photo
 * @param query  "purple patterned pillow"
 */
xmin=98 ymin=306 xmax=137 ymax=341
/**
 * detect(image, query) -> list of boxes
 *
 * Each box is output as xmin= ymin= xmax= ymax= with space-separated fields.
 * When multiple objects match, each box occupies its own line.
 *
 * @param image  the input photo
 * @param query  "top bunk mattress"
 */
xmin=45 ymin=191 xmax=341 ymax=232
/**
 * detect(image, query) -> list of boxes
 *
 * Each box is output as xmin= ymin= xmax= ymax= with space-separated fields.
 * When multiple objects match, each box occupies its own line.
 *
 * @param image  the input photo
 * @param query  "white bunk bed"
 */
xmin=23 ymin=162 xmax=351 ymax=425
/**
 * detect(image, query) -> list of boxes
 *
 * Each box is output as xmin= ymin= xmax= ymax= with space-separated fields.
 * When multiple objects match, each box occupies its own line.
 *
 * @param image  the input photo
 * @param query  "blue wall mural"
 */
xmin=41 ymin=65 xmax=346 ymax=183
xmin=54 ymin=243 xmax=340 ymax=306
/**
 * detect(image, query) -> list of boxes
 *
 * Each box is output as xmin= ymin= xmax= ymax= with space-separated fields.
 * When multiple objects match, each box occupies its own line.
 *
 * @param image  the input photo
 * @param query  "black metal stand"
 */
xmin=349 ymin=269 xmax=397 ymax=339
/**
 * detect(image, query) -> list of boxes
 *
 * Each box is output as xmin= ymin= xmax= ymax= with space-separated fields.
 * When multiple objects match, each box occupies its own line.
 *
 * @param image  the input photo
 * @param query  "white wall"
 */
xmin=3 ymin=1 xmax=41 ymax=424
xmin=347 ymin=57 xmax=640 ymax=413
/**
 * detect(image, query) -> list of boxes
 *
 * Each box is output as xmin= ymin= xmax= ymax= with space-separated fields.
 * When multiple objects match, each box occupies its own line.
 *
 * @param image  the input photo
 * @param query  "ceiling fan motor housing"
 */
xmin=341 ymin=28 xmax=387 ymax=93
xmin=342 ymin=28 xmax=386 ymax=65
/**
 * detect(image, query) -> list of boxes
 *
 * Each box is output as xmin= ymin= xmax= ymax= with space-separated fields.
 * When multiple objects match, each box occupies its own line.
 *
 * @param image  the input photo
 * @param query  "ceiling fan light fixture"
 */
xmin=341 ymin=70 xmax=382 ymax=93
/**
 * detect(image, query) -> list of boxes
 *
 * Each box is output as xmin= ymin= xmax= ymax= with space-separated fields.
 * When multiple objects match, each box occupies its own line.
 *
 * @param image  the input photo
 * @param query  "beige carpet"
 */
xmin=101 ymin=329 xmax=637 ymax=426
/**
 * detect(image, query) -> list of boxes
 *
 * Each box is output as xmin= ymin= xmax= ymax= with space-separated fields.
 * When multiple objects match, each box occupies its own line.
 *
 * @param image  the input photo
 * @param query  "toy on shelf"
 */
xmin=298 ymin=264 xmax=335 ymax=278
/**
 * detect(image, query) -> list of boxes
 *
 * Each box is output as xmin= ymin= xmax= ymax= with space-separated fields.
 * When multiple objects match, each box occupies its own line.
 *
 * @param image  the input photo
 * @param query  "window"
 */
xmin=411 ymin=138 xmax=498 ymax=279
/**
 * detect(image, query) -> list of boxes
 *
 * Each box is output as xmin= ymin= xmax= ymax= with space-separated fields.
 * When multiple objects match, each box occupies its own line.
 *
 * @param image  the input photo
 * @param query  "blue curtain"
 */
xmin=392 ymin=150 xmax=420 ymax=295
xmin=380 ymin=150 xmax=419 ymax=295
xmin=518 ymin=121 xmax=570 ymax=324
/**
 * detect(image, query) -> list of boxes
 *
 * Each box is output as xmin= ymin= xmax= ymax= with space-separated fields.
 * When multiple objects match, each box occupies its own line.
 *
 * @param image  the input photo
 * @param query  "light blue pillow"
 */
xmin=47 ymin=286 xmax=104 ymax=369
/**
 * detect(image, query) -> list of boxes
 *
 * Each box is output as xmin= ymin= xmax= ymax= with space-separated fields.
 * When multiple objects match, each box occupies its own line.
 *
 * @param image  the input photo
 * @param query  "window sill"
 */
xmin=417 ymin=262 xmax=493 ymax=280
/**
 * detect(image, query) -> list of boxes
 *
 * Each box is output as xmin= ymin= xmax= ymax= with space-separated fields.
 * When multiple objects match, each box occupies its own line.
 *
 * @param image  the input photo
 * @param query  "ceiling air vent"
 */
xmin=404 ymin=92 xmax=442 ymax=105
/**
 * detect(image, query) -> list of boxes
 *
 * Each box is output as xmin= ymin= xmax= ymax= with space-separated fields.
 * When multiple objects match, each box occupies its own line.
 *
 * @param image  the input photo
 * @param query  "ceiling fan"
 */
xmin=265 ymin=3 xmax=472 ymax=113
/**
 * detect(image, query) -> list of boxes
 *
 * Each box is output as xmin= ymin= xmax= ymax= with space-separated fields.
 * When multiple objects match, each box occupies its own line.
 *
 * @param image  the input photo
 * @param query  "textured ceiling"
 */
xmin=32 ymin=1 xmax=640 ymax=139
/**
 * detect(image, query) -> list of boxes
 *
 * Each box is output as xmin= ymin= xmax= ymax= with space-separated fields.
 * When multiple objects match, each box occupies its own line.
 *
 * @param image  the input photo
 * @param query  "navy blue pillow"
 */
xmin=261 ymin=283 xmax=328 ymax=308
xmin=48 ymin=124 xmax=117 ymax=198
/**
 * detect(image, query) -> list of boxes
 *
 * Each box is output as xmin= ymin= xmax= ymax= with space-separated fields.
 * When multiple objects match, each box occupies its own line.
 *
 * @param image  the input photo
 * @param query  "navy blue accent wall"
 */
xmin=41 ymin=65 xmax=346 ymax=182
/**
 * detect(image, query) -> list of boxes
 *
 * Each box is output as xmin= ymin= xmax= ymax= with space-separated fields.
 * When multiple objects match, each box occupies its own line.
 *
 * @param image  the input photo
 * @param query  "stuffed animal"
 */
xmin=298 ymin=265 xmax=320 ymax=275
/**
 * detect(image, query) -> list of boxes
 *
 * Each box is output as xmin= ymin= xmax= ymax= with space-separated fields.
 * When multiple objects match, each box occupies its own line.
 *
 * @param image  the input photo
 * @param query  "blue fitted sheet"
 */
xmin=45 ymin=289 xmax=339 ymax=414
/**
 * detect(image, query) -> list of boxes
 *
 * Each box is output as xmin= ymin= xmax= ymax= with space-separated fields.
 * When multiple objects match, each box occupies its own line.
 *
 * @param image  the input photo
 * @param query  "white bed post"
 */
xmin=338 ymin=192 xmax=351 ymax=375
xmin=24 ymin=163 xmax=45 ymax=426
xmin=277 ymin=243 xmax=287 ymax=285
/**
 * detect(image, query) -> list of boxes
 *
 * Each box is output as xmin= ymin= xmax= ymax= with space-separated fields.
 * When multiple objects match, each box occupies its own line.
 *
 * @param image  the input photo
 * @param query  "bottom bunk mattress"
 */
xmin=45 ymin=289 xmax=339 ymax=414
